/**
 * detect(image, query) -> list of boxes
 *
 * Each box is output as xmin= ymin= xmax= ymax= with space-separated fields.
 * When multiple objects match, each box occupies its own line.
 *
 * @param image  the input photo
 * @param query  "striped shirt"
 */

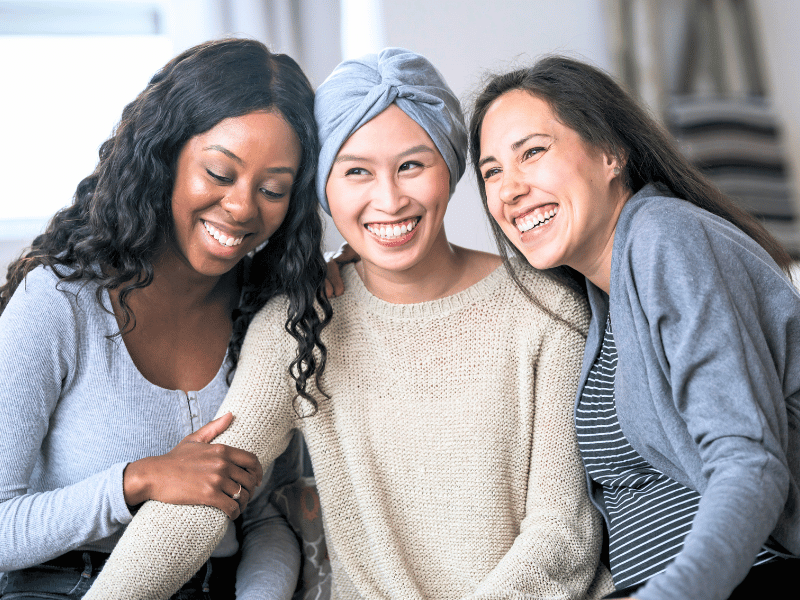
xmin=576 ymin=318 xmax=774 ymax=589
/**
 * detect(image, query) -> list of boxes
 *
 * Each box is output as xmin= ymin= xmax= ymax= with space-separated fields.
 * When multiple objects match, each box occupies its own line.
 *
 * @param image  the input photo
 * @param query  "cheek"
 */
xmin=484 ymin=188 xmax=505 ymax=224
xmin=414 ymin=172 xmax=450 ymax=212
xmin=265 ymin=202 xmax=291 ymax=235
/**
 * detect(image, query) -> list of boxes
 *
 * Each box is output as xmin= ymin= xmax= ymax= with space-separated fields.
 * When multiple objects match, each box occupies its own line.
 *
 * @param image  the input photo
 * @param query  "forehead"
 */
xmin=337 ymin=104 xmax=436 ymax=155
xmin=481 ymin=90 xmax=557 ymax=139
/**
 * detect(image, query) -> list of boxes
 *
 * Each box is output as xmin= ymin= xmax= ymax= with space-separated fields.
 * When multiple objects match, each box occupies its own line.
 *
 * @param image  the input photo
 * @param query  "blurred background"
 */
xmin=1 ymin=0 xmax=799 ymax=276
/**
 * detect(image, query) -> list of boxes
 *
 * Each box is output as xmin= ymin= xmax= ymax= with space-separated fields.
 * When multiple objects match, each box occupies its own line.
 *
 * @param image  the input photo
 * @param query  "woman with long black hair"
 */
xmin=0 ymin=38 xmax=330 ymax=599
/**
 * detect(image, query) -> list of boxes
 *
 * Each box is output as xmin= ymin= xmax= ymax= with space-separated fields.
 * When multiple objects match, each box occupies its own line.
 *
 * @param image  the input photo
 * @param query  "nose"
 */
xmin=371 ymin=175 xmax=410 ymax=214
xmin=497 ymin=165 xmax=528 ymax=205
xmin=221 ymin=183 xmax=259 ymax=223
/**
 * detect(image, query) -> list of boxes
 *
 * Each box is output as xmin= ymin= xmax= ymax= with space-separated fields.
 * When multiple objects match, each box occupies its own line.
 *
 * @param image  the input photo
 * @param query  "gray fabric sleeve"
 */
xmin=0 ymin=270 xmax=133 ymax=571
xmin=623 ymin=207 xmax=792 ymax=600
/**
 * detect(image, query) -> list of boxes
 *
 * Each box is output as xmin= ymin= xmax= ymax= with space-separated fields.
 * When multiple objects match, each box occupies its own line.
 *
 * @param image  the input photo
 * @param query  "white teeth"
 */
xmin=367 ymin=219 xmax=418 ymax=239
xmin=516 ymin=207 xmax=558 ymax=233
xmin=203 ymin=221 xmax=244 ymax=247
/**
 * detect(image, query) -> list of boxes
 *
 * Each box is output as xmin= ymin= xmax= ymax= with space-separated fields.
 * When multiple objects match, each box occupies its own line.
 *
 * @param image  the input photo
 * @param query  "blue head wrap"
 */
xmin=315 ymin=47 xmax=467 ymax=215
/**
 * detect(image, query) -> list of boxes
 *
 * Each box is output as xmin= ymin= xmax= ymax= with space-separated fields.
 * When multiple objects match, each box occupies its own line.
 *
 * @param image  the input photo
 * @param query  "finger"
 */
xmin=324 ymin=278 xmax=334 ymax=299
xmin=328 ymin=267 xmax=345 ymax=298
xmin=189 ymin=413 xmax=233 ymax=444
xmin=227 ymin=482 xmax=252 ymax=511
xmin=225 ymin=463 xmax=260 ymax=496
xmin=332 ymin=242 xmax=358 ymax=263
xmin=218 ymin=446 xmax=263 ymax=483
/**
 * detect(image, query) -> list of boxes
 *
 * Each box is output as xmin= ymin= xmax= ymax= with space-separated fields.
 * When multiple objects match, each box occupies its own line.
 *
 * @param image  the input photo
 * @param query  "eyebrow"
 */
xmin=477 ymin=133 xmax=551 ymax=169
xmin=203 ymin=144 xmax=297 ymax=175
xmin=204 ymin=144 xmax=243 ymax=165
xmin=333 ymin=144 xmax=436 ymax=164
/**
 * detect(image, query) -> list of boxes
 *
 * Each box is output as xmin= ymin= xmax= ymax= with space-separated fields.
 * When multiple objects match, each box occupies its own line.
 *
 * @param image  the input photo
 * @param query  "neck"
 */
xmin=357 ymin=226 xmax=468 ymax=304
xmin=128 ymin=248 xmax=237 ymax=314
xmin=579 ymin=183 xmax=634 ymax=294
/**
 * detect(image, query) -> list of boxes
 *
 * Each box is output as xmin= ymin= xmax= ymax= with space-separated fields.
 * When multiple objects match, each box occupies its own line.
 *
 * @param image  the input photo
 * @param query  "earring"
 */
xmin=613 ymin=167 xmax=621 ymax=176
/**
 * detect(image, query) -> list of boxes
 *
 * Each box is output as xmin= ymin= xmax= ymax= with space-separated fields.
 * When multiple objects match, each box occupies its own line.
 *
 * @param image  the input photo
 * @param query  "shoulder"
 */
xmin=616 ymin=186 xmax=778 ymax=283
xmin=458 ymin=246 xmax=503 ymax=280
xmin=2 ymin=265 xmax=99 ymax=325
xmin=620 ymin=185 xmax=764 ymax=258
xmin=247 ymin=294 xmax=292 ymax=335
xmin=498 ymin=257 xmax=590 ymax=337
xmin=243 ymin=295 xmax=301 ymax=357
xmin=0 ymin=266 xmax=90 ymax=380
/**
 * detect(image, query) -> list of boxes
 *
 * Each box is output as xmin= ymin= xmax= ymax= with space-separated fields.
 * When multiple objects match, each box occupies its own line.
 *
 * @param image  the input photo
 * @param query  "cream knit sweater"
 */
xmin=85 ymin=262 xmax=613 ymax=600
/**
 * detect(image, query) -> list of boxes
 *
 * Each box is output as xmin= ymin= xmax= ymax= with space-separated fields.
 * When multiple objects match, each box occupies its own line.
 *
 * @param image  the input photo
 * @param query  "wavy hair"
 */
xmin=468 ymin=56 xmax=793 ymax=301
xmin=0 ymin=38 xmax=331 ymax=410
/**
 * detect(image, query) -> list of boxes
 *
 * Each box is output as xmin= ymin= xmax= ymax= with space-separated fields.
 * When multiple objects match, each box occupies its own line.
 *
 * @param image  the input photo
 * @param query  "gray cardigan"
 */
xmin=0 ymin=266 xmax=299 ymax=599
xmin=576 ymin=184 xmax=800 ymax=600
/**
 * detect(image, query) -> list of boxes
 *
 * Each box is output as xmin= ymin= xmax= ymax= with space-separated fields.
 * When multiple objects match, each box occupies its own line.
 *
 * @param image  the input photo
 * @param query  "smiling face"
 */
xmin=169 ymin=110 xmax=301 ymax=279
xmin=478 ymin=90 xmax=628 ymax=288
xmin=325 ymin=104 xmax=451 ymax=277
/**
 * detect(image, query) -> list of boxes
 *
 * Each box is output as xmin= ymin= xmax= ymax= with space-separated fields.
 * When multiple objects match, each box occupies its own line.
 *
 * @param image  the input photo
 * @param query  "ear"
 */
xmin=604 ymin=151 xmax=626 ymax=180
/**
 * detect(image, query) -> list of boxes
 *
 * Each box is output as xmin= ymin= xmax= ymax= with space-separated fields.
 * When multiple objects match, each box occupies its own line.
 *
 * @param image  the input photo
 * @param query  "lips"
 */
xmin=514 ymin=206 xmax=558 ymax=233
xmin=203 ymin=220 xmax=247 ymax=247
xmin=365 ymin=217 xmax=420 ymax=240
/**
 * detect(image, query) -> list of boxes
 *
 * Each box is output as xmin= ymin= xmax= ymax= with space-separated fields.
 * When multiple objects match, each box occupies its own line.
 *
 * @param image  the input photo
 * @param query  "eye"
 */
xmin=260 ymin=186 xmax=289 ymax=200
xmin=206 ymin=169 xmax=232 ymax=183
xmin=345 ymin=167 xmax=369 ymax=176
xmin=482 ymin=166 xmax=501 ymax=181
xmin=398 ymin=160 xmax=423 ymax=172
xmin=522 ymin=146 xmax=546 ymax=161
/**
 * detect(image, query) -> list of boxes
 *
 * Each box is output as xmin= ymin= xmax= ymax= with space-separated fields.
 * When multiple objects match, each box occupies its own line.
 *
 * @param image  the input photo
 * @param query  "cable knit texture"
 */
xmin=85 ymin=260 xmax=614 ymax=600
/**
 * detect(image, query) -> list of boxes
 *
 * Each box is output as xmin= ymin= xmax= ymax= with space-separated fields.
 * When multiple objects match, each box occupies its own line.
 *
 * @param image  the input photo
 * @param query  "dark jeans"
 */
xmin=1 ymin=551 xmax=237 ymax=600
xmin=603 ymin=556 xmax=798 ymax=599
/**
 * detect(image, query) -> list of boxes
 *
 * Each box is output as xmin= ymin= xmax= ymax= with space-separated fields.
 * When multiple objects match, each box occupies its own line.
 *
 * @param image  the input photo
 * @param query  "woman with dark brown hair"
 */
xmin=471 ymin=56 xmax=799 ymax=600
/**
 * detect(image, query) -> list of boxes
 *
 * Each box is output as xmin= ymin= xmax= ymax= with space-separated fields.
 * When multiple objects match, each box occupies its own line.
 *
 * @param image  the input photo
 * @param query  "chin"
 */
xmin=514 ymin=248 xmax=561 ymax=272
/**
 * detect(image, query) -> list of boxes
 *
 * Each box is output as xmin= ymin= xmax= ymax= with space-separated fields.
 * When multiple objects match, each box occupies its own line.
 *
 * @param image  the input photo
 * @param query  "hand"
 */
xmin=123 ymin=413 xmax=263 ymax=519
xmin=324 ymin=243 xmax=359 ymax=298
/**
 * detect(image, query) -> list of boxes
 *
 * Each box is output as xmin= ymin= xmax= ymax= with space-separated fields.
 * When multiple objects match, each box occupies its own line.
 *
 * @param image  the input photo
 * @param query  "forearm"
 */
xmin=84 ymin=306 xmax=300 ymax=599
xmin=0 ymin=464 xmax=131 ymax=571
xmin=467 ymin=322 xmax=611 ymax=599
xmin=636 ymin=463 xmax=787 ymax=600
xmin=83 ymin=501 xmax=228 ymax=600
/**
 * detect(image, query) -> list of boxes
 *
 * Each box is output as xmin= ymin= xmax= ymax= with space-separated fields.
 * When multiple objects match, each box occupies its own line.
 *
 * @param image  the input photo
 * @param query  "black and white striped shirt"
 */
xmin=576 ymin=318 xmax=774 ymax=589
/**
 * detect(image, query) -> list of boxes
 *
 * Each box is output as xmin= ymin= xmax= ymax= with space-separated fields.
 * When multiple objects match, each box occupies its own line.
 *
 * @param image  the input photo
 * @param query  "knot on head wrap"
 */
xmin=315 ymin=47 xmax=467 ymax=215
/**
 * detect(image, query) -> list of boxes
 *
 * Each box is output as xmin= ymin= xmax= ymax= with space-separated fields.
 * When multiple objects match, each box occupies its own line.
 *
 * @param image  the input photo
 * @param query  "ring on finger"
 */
xmin=232 ymin=483 xmax=242 ymax=501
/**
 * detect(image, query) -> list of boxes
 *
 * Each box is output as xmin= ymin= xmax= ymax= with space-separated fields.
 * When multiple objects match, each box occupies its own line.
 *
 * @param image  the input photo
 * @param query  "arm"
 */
xmin=84 ymin=303 xmax=300 ymax=600
xmin=624 ymin=211 xmax=795 ymax=600
xmin=467 ymin=318 xmax=613 ymax=600
xmin=0 ymin=272 xmax=263 ymax=571
xmin=0 ymin=271 xmax=131 ymax=570
xmin=323 ymin=242 xmax=358 ymax=298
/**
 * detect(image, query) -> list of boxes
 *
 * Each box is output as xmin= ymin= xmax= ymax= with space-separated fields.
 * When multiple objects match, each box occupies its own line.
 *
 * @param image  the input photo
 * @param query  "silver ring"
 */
xmin=232 ymin=484 xmax=242 ymax=501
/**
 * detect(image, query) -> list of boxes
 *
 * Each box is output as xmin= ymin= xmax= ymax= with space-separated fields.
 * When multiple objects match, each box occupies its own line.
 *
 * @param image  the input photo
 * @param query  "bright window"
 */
xmin=0 ymin=1 xmax=172 ymax=241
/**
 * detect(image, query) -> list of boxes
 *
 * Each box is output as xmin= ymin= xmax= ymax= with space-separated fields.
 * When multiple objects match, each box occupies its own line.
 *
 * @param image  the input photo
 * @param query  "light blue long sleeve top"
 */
xmin=0 ymin=266 xmax=299 ymax=599
xmin=576 ymin=184 xmax=800 ymax=600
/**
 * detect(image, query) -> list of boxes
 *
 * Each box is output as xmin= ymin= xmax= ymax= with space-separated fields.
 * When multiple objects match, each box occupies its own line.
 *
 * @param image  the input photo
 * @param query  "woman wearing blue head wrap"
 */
xmin=83 ymin=49 xmax=612 ymax=600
